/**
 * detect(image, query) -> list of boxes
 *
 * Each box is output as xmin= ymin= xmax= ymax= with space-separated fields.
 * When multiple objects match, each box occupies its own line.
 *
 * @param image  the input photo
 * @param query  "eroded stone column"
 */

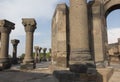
xmin=43 ymin=48 xmax=47 ymax=61
xmin=0 ymin=20 xmax=15 ymax=69
xmin=34 ymin=46 xmax=39 ymax=63
xmin=69 ymin=0 xmax=94 ymax=73
xmin=21 ymin=18 xmax=37 ymax=69
xmin=11 ymin=39 xmax=19 ymax=64
xmin=39 ymin=47 xmax=42 ymax=62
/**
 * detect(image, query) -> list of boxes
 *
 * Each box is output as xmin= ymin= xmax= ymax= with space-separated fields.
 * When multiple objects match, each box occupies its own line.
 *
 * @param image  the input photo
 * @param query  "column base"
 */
xmin=0 ymin=61 xmax=11 ymax=70
xmin=69 ymin=61 xmax=95 ymax=73
xmin=12 ymin=58 xmax=18 ymax=64
xmin=53 ymin=68 xmax=113 ymax=82
xmin=20 ymin=63 xmax=36 ymax=70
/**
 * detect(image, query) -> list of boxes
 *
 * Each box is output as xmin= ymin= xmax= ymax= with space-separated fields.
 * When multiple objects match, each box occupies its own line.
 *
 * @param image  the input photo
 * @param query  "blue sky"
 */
xmin=0 ymin=0 xmax=120 ymax=56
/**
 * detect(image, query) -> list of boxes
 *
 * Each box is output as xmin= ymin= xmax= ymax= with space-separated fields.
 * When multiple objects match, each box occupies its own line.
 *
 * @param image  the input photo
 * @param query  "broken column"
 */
xmin=21 ymin=18 xmax=37 ymax=69
xmin=43 ymin=48 xmax=47 ymax=61
xmin=11 ymin=39 xmax=20 ymax=64
xmin=69 ymin=0 xmax=94 ymax=73
xmin=34 ymin=46 xmax=39 ymax=63
xmin=0 ymin=20 xmax=15 ymax=69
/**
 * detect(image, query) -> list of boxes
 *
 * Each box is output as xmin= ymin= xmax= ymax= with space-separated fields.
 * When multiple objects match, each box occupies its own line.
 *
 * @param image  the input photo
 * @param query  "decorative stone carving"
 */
xmin=21 ymin=18 xmax=37 ymax=70
xmin=0 ymin=20 xmax=15 ymax=70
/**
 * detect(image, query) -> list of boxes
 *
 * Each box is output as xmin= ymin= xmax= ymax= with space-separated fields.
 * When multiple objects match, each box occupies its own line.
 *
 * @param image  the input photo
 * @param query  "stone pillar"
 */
xmin=21 ymin=18 xmax=37 ymax=69
xmin=11 ymin=39 xmax=20 ymax=64
xmin=43 ymin=48 xmax=47 ymax=61
xmin=118 ymin=38 xmax=120 ymax=54
xmin=69 ymin=0 xmax=93 ymax=73
xmin=39 ymin=47 xmax=42 ymax=62
xmin=34 ymin=46 xmax=39 ymax=63
xmin=52 ymin=3 xmax=69 ymax=68
xmin=92 ymin=0 xmax=106 ymax=67
xmin=49 ymin=48 xmax=51 ymax=61
xmin=0 ymin=20 xmax=15 ymax=69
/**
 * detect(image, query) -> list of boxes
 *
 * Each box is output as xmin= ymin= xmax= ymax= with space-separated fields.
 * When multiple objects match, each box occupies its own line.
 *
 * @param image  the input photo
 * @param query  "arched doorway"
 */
xmin=105 ymin=4 xmax=120 ymax=65
xmin=106 ymin=9 xmax=120 ymax=44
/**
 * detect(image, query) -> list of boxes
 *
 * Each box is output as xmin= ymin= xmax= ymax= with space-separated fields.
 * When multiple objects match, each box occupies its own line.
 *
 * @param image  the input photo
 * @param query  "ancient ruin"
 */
xmin=21 ymin=18 xmax=37 ymax=69
xmin=34 ymin=46 xmax=39 ymax=63
xmin=11 ymin=39 xmax=20 ymax=64
xmin=52 ymin=0 xmax=120 ymax=82
xmin=0 ymin=20 xmax=15 ymax=70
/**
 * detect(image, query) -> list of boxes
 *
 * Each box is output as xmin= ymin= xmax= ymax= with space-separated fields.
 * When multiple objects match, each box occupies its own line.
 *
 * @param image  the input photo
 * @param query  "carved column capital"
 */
xmin=22 ymin=18 xmax=36 ymax=32
xmin=0 ymin=20 xmax=15 ymax=33
xmin=43 ymin=48 xmax=47 ymax=53
xmin=34 ymin=46 xmax=39 ymax=51
xmin=11 ymin=39 xmax=20 ymax=46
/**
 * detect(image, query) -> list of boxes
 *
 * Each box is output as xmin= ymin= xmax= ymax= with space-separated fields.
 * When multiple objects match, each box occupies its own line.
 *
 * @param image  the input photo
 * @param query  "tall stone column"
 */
xmin=11 ymin=39 xmax=19 ymax=64
xmin=34 ymin=46 xmax=39 ymax=63
xmin=21 ymin=18 xmax=37 ymax=69
xmin=118 ymin=38 xmax=120 ymax=54
xmin=0 ymin=20 xmax=15 ymax=69
xmin=39 ymin=47 xmax=42 ymax=62
xmin=69 ymin=0 xmax=94 ymax=73
xmin=43 ymin=48 xmax=47 ymax=61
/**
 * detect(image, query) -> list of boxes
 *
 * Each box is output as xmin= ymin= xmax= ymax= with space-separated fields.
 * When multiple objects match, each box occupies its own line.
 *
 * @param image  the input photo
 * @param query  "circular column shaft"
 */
xmin=21 ymin=18 xmax=37 ymax=70
xmin=0 ymin=20 xmax=15 ymax=70
xmin=11 ymin=39 xmax=19 ymax=64
xmin=39 ymin=47 xmax=42 ymax=62
xmin=69 ymin=0 xmax=94 ymax=73
xmin=34 ymin=46 xmax=39 ymax=63
xmin=43 ymin=48 xmax=47 ymax=61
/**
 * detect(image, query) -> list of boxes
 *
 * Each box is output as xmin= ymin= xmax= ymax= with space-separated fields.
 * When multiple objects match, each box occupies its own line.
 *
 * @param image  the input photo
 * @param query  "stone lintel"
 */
xmin=0 ymin=19 xmax=15 ymax=33
xmin=22 ymin=18 xmax=36 ymax=32
xmin=11 ymin=39 xmax=20 ymax=46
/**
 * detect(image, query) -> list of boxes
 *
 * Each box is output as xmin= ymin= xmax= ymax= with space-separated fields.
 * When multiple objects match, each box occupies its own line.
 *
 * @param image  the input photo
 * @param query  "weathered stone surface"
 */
xmin=11 ymin=39 xmax=20 ymax=64
xmin=69 ymin=0 xmax=94 ymax=72
xmin=34 ymin=46 xmax=39 ymax=63
xmin=52 ymin=3 xmax=69 ymax=68
xmin=0 ymin=20 xmax=15 ymax=70
xmin=21 ymin=18 xmax=37 ymax=70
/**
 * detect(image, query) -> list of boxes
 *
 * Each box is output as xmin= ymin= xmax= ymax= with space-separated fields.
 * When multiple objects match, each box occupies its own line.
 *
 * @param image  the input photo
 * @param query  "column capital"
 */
xmin=0 ymin=20 xmax=15 ymax=33
xmin=43 ymin=48 xmax=47 ymax=53
xmin=39 ymin=47 xmax=42 ymax=51
xmin=34 ymin=46 xmax=39 ymax=51
xmin=11 ymin=39 xmax=20 ymax=46
xmin=22 ymin=18 xmax=37 ymax=32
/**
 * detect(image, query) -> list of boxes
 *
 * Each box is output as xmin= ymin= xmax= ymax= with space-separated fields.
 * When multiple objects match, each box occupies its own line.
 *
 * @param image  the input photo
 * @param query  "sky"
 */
xmin=0 ymin=0 xmax=120 ymax=56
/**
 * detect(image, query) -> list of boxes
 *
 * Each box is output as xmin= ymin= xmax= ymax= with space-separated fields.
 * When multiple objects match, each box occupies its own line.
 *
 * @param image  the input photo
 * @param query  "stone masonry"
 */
xmin=0 ymin=20 xmax=15 ymax=70
xmin=21 ymin=18 xmax=37 ymax=70
xmin=52 ymin=3 xmax=69 ymax=68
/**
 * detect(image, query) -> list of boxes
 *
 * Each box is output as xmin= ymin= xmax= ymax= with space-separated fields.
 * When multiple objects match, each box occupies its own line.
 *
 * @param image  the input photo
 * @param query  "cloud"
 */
xmin=107 ymin=27 xmax=120 ymax=44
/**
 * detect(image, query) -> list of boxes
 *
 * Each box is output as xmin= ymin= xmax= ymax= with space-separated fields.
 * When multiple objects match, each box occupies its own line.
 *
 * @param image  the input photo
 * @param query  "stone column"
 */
xmin=69 ymin=0 xmax=94 ymax=73
xmin=39 ymin=47 xmax=42 ymax=62
xmin=11 ymin=39 xmax=19 ymax=64
xmin=21 ymin=18 xmax=37 ymax=69
xmin=118 ymin=38 xmax=120 ymax=54
xmin=34 ymin=46 xmax=39 ymax=63
xmin=43 ymin=48 xmax=47 ymax=61
xmin=49 ymin=48 xmax=51 ymax=61
xmin=92 ymin=0 xmax=106 ymax=67
xmin=0 ymin=20 xmax=15 ymax=69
